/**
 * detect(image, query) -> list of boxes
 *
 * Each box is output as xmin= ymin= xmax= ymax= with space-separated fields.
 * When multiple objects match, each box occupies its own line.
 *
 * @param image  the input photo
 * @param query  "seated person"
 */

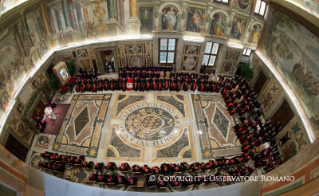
xmin=81 ymin=161 xmax=93 ymax=169
xmin=53 ymin=164 xmax=65 ymax=173
xmin=48 ymin=100 xmax=56 ymax=108
xmin=152 ymin=166 xmax=160 ymax=175
xmin=60 ymin=155 xmax=69 ymax=162
xmin=182 ymin=177 xmax=194 ymax=187
xmin=181 ymin=162 xmax=191 ymax=171
xmin=117 ymin=176 xmax=128 ymax=185
xmin=132 ymin=164 xmax=142 ymax=173
xmin=97 ymin=174 xmax=107 ymax=183
xmin=105 ymin=162 xmax=116 ymax=171
xmin=128 ymin=177 xmax=137 ymax=186
xmin=170 ymin=163 xmax=182 ymax=173
xmin=194 ymin=176 xmax=204 ymax=186
xmin=169 ymin=178 xmax=180 ymax=188
xmin=119 ymin=163 xmax=130 ymax=172
xmin=190 ymin=162 xmax=201 ymax=172
xmin=146 ymin=175 xmax=156 ymax=188
xmin=66 ymin=156 xmax=77 ymax=164
xmin=200 ymin=162 xmax=212 ymax=171
xmin=107 ymin=175 xmax=118 ymax=184
xmin=49 ymin=153 xmax=59 ymax=162
xmin=40 ymin=152 xmax=51 ymax=159
xmin=94 ymin=162 xmax=104 ymax=171
xmin=157 ymin=180 xmax=167 ymax=188
xmin=141 ymin=165 xmax=152 ymax=175
xmin=89 ymin=173 xmax=98 ymax=181
xmin=160 ymin=163 xmax=170 ymax=175
xmin=74 ymin=156 xmax=85 ymax=165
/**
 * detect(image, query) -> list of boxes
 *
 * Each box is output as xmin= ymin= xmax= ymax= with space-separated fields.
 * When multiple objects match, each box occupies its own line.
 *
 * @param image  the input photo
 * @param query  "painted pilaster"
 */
xmin=55 ymin=10 xmax=63 ymax=32
xmin=46 ymin=8 xmax=56 ymax=34
xmin=21 ymin=13 xmax=34 ymax=48
xmin=127 ymin=0 xmax=140 ymax=35
xmin=107 ymin=0 xmax=115 ymax=19
xmin=61 ymin=0 xmax=72 ymax=29
xmin=40 ymin=2 xmax=51 ymax=35
xmin=67 ymin=0 xmax=78 ymax=30
xmin=75 ymin=3 xmax=84 ymax=32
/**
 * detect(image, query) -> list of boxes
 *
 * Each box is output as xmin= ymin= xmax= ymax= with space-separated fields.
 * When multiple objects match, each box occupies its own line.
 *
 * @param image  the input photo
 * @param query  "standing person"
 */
xmin=200 ymin=63 xmax=206 ymax=74
xmin=66 ymin=81 xmax=73 ymax=93
xmin=92 ymin=67 xmax=98 ymax=80
xmin=105 ymin=60 xmax=109 ymax=73
xmin=78 ymin=67 xmax=84 ymax=76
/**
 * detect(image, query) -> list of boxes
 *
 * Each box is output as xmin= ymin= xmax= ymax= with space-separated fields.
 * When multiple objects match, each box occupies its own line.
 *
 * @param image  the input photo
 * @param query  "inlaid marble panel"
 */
xmin=54 ymin=94 xmax=112 ymax=158
xmin=35 ymin=134 xmax=52 ymax=149
xmin=104 ymin=93 xmax=194 ymax=163
xmin=191 ymin=94 xmax=241 ymax=160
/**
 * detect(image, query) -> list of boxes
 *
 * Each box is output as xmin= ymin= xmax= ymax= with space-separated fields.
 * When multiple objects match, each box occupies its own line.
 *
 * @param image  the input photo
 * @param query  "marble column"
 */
xmin=127 ymin=0 xmax=140 ymax=35
xmin=67 ymin=0 xmax=78 ymax=30
xmin=107 ymin=0 xmax=115 ymax=19
xmin=21 ymin=13 xmax=33 ymax=48
xmin=40 ymin=2 xmax=52 ymax=35
xmin=105 ymin=0 xmax=121 ymax=37
xmin=61 ymin=0 xmax=72 ymax=29
xmin=46 ymin=8 xmax=56 ymax=34
xmin=55 ymin=10 xmax=63 ymax=32
xmin=75 ymin=3 xmax=84 ymax=32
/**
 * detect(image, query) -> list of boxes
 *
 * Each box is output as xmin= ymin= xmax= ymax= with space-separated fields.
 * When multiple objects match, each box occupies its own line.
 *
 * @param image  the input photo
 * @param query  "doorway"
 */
xmin=100 ymin=50 xmax=116 ymax=74
xmin=254 ymin=71 xmax=267 ymax=95
xmin=271 ymin=100 xmax=294 ymax=127
xmin=5 ymin=134 xmax=28 ymax=162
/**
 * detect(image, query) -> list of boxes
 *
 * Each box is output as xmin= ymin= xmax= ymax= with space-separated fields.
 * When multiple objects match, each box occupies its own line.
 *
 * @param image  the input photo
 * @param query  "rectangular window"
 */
xmin=159 ymin=38 xmax=177 ymax=64
xmin=243 ymin=49 xmax=252 ymax=56
xmin=254 ymin=0 xmax=267 ymax=16
xmin=215 ymin=0 xmax=229 ymax=3
xmin=202 ymin=42 xmax=220 ymax=66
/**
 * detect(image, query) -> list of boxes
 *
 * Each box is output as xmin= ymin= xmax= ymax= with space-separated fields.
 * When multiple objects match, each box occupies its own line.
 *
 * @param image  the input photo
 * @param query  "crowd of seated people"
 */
xmin=221 ymin=75 xmax=283 ymax=174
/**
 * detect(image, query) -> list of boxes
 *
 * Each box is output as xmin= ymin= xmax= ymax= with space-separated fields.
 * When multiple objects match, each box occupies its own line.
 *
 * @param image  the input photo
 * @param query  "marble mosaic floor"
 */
xmin=28 ymin=91 xmax=242 ymax=169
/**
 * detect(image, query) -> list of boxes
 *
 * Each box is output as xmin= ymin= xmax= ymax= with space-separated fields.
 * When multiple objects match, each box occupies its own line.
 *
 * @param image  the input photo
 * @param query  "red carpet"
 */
xmin=44 ymin=104 xmax=71 ymax=135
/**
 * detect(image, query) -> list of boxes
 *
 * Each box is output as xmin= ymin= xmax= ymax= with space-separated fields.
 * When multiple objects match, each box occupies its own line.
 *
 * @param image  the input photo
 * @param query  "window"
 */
xmin=215 ymin=0 xmax=229 ymax=3
xmin=243 ymin=49 xmax=252 ymax=56
xmin=202 ymin=42 xmax=220 ymax=66
xmin=254 ymin=0 xmax=267 ymax=16
xmin=159 ymin=38 xmax=177 ymax=64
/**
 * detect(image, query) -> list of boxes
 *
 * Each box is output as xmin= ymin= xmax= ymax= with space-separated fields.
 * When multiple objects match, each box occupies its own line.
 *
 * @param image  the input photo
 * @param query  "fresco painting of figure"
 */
xmin=186 ymin=7 xmax=205 ymax=33
xmin=230 ymin=16 xmax=246 ymax=40
xmin=249 ymin=24 xmax=262 ymax=44
xmin=261 ymin=10 xmax=319 ymax=136
xmin=210 ymin=13 xmax=227 ymax=38
xmin=161 ymin=6 xmax=178 ymax=30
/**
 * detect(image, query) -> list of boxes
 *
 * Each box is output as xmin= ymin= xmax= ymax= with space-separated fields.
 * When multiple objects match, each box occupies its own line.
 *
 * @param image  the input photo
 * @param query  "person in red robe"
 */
xmin=164 ymin=80 xmax=169 ymax=91
xmin=92 ymin=79 xmax=97 ymax=93
xmin=191 ymin=79 xmax=197 ymax=92
xmin=81 ymin=80 xmax=86 ymax=92
xmin=104 ymin=78 xmax=109 ymax=91
xmin=110 ymin=80 xmax=114 ymax=91
xmin=76 ymin=80 xmax=80 ymax=92
xmin=122 ymin=81 xmax=127 ymax=91
xmin=199 ymin=83 xmax=204 ymax=92
xmin=87 ymin=79 xmax=92 ymax=91
xmin=176 ymin=81 xmax=181 ymax=92
xmin=146 ymin=79 xmax=150 ymax=91
xmin=183 ymin=82 xmax=189 ymax=91
xmin=170 ymin=81 xmax=176 ymax=91
xmin=158 ymin=79 xmax=163 ymax=91
xmin=152 ymin=81 xmax=157 ymax=91
xmin=133 ymin=81 xmax=138 ymax=91
xmin=98 ymin=79 xmax=103 ymax=91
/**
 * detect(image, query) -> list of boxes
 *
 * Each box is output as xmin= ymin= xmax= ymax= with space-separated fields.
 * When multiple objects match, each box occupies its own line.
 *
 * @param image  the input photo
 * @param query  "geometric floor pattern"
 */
xmin=104 ymin=93 xmax=195 ymax=163
xmin=53 ymin=94 xmax=112 ymax=158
